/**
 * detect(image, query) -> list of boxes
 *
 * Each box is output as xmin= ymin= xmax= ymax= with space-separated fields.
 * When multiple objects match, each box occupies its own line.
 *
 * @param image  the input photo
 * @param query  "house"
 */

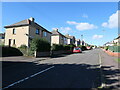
xmin=51 ymin=28 xmax=67 ymax=45
xmin=4 ymin=17 xmax=52 ymax=47
xmin=104 ymin=34 xmax=120 ymax=46
xmin=104 ymin=42 xmax=114 ymax=46
xmin=0 ymin=33 xmax=5 ymax=45
xmin=65 ymin=34 xmax=75 ymax=45
xmin=75 ymin=39 xmax=81 ymax=46
xmin=112 ymin=34 xmax=120 ymax=45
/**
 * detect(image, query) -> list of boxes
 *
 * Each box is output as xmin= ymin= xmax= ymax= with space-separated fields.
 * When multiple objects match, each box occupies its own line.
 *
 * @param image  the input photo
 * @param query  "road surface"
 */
xmin=3 ymin=49 xmax=102 ymax=89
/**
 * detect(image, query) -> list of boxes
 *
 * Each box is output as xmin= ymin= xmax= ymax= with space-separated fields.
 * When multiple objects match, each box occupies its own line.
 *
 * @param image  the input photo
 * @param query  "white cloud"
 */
xmin=66 ymin=21 xmax=78 ymax=25
xmin=59 ymin=27 xmax=72 ymax=34
xmin=102 ymin=10 xmax=118 ymax=28
xmin=82 ymin=14 xmax=88 ymax=18
xmin=67 ymin=21 xmax=97 ymax=31
xmin=93 ymin=35 xmax=103 ymax=39
xmin=76 ymin=23 xmax=97 ymax=31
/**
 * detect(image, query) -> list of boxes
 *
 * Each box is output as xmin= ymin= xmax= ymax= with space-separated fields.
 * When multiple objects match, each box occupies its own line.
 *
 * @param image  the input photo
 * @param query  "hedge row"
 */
xmin=51 ymin=44 xmax=75 ymax=51
xmin=1 ymin=46 xmax=23 ymax=57
xmin=108 ymin=46 xmax=120 ymax=52
xmin=78 ymin=45 xmax=87 ymax=51
xmin=30 ymin=38 xmax=51 ymax=52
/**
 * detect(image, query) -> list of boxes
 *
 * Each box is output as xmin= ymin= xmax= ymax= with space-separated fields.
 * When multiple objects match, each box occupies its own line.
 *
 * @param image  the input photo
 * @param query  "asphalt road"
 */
xmin=2 ymin=49 xmax=101 ymax=89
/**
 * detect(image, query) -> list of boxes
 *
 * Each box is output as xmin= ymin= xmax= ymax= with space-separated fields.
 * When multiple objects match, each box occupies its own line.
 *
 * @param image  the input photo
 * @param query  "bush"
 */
xmin=51 ymin=44 xmax=76 ymax=51
xmin=2 ymin=46 xmax=23 ymax=57
xmin=108 ymin=46 xmax=120 ymax=52
xmin=78 ymin=45 xmax=87 ymax=51
xmin=51 ymin=44 xmax=64 ymax=51
xmin=63 ymin=45 xmax=71 ymax=50
xmin=18 ymin=44 xmax=28 ymax=56
xmin=104 ymin=46 xmax=108 ymax=50
xmin=30 ymin=37 xmax=51 ymax=52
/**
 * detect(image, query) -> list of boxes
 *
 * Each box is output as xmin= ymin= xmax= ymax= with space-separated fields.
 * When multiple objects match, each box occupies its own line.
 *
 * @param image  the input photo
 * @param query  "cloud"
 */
xmin=76 ymin=23 xmax=97 ymax=31
xmin=59 ymin=27 xmax=72 ymax=34
xmin=92 ymin=35 xmax=103 ymax=39
xmin=67 ymin=21 xmax=97 ymax=31
xmin=82 ymin=14 xmax=88 ymax=18
xmin=102 ymin=10 xmax=118 ymax=28
xmin=66 ymin=21 xmax=78 ymax=25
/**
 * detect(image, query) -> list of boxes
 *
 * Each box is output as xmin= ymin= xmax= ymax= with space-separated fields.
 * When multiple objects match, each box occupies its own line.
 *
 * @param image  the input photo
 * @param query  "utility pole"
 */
xmin=81 ymin=34 xmax=83 ymax=45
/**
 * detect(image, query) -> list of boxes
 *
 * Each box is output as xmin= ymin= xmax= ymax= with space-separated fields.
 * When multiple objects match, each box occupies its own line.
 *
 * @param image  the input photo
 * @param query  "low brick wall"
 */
xmin=52 ymin=50 xmax=72 ymax=55
xmin=34 ymin=50 xmax=73 ymax=58
xmin=102 ymin=49 xmax=120 ymax=57
xmin=34 ymin=51 xmax=50 ymax=58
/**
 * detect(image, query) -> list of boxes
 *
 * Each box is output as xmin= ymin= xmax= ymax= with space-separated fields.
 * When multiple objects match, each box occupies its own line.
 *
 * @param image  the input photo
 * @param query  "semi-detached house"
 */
xmin=4 ymin=17 xmax=52 ymax=47
xmin=51 ymin=29 xmax=67 ymax=45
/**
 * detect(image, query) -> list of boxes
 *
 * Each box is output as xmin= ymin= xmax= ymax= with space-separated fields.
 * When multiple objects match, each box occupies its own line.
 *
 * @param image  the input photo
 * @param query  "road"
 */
xmin=2 ymin=49 xmax=102 ymax=89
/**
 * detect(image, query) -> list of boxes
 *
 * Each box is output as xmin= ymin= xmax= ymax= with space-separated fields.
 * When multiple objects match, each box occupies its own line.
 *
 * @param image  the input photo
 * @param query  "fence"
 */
xmin=108 ymin=46 xmax=120 ymax=53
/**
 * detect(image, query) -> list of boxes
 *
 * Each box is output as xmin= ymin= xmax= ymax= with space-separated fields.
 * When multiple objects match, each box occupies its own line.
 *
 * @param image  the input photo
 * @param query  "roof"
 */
xmin=4 ymin=19 xmax=30 ymax=28
xmin=65 ymin=34 xmax=75 ymax=39
xmin=51 ymin=30 xmax=66 ymax=37
xmin=4 ymin=18 xmax=52 ymax=34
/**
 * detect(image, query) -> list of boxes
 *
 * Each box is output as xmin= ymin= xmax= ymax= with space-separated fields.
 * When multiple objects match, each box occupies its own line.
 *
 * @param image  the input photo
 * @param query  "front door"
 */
xmin=9 ymin=39 xmax=11 ymax=47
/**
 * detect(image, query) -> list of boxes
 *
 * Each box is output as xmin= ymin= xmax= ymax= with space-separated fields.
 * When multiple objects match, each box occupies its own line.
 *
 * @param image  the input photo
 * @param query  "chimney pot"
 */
xmin=29 ymin=17 xmax=35 ymax=22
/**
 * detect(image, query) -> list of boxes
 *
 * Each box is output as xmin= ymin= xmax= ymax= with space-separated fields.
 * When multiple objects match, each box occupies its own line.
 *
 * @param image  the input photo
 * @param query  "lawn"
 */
xmin=115 ymin=58 xmax=120 ymax=62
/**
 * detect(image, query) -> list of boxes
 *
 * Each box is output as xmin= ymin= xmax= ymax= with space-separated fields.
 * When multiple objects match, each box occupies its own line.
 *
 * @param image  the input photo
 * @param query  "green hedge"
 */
xmin=51 ymin=44 xmax=75 ymax=51
xmin=30 ymin=37 xmax=51 ymax=52
xmin=78 ymin=45 xmax=87 ymax=51
xmin=108 ymin=46 xmax=120 ymax=52
xmin=1 ymin=46 xmax=23 ymax=57
xmin=18 ymin=44 xmax=34 ymax=56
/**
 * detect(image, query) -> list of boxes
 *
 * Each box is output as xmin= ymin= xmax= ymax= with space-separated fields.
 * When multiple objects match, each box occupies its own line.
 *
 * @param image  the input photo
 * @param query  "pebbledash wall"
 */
xmin=5 ymin=26 xmax=29 ymax=47
xmin=4 ymin=18 xmax=51 ymax=48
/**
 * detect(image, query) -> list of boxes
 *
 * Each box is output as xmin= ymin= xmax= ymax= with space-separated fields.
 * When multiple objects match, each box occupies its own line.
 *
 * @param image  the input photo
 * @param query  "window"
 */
xmin=0 ymin=37 xmax=4 ymax=39
xmin=13 ymin=29 xmax=16 ymax=34
xmin=36 ymin=29 xmax=40 ymax=35
xmin=43 ymin=31 xmax=47 ymax=37
xmin=13 ymin=39 xmax=15 ymax=45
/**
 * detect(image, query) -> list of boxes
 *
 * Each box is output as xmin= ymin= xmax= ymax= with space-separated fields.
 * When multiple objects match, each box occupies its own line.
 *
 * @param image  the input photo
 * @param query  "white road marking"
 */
xmin=3 ymin=66 xmax=55 ymax=89
xmin=99 ymin=51 xmax=106 ymax=88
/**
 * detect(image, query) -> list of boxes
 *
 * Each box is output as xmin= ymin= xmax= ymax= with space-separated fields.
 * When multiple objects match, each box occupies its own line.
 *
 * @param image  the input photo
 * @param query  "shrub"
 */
xmin=63 ymin=45 xmax=71 ymax=50
xmin=51 ymin=44 xmax=63 ymax=51
xmin=2 ymin=46 xmax=23 ymax=57
xmin=104 ymin=46 xmax=108 ymax=50
xmin=30 ymin=37 xmax=51 ymax=52
xmin=18 ymin=44 xmax=28 ymax=56
xmin=78 ymin=45 xmax=87 ymax=51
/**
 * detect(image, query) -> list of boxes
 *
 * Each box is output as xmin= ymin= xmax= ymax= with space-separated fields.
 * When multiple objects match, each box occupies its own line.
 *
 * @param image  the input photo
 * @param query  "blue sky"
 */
xmin=2 ymin=2 xmax=118 ymax=46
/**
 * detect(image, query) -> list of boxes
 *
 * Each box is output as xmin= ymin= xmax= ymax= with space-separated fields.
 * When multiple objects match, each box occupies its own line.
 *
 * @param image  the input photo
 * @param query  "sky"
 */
xmin=1 ymin=2 xmax=118 ymax=46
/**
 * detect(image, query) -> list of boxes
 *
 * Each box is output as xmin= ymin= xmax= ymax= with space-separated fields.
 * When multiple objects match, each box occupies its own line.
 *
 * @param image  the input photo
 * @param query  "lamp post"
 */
xmin=81 ymin=34 xmax=83 ymax=45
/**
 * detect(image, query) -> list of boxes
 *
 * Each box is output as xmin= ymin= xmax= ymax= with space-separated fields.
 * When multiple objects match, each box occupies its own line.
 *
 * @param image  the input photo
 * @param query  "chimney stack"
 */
xmin=53 ymin=28 xmax=58 ymax=32
xmin=29 ymin=17 xmax=35 ymax=22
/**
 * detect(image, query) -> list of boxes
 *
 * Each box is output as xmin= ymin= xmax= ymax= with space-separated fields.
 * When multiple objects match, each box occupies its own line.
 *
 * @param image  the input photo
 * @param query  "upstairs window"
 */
xmin=36 ymin=29 xmax=40 ymax=35
xmin=13 ymin=29 xmax=16 ymax=34
xmin=43 ymin=31 xmax=47 ymax=37
xmin=0 ymin=36 xmax=4 ymax=39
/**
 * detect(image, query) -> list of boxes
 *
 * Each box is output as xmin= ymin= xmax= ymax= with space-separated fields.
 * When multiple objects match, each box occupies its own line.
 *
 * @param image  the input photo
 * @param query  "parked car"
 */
xmin=86 ymin=46 xmax=91 ymax=50
xmin=73 ymin=47 xmax=82 ymax=53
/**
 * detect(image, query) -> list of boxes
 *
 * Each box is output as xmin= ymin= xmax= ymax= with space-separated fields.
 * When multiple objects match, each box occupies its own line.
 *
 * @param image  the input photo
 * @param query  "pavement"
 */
xmin=2 ymin=49 xmax=119 ymax=89
xmin=99 ymin=49 xmax=120 ymax=89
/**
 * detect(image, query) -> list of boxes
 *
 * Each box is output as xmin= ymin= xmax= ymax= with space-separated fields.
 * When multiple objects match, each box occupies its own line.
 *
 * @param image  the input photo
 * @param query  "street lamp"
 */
xmin=81 ymin=34 xmax=83 ymax=45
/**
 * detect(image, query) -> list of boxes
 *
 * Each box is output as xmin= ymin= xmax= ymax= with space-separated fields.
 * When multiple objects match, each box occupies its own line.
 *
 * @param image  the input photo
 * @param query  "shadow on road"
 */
xmin=101 ymin=66 xmax=120 ymax=89
xmin=2 ymin=60 xmax=120 ymax=89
